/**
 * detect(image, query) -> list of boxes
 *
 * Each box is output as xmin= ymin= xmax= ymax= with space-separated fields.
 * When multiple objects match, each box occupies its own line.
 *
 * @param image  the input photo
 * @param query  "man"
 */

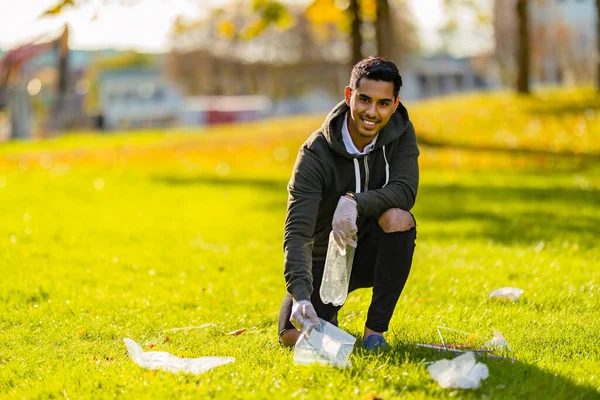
xmin=278 ymin=57 xmax=419 ymax=351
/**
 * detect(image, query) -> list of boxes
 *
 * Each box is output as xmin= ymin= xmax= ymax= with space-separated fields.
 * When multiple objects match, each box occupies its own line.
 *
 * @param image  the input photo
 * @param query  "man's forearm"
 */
xmin=283 ymin=237 xmax=313 ymax=301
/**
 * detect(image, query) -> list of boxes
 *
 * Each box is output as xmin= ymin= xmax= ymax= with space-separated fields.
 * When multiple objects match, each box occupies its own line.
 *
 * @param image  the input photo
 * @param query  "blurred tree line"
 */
xmin=39 ymin=0 xmax=600 ymax=95
xmin=166 ymin=0 xmax=418 ymax=98
xmin=507 ymin=0 xmax=600 ymax=94
xmin=41 ymin=0 xmax=419 ymax=100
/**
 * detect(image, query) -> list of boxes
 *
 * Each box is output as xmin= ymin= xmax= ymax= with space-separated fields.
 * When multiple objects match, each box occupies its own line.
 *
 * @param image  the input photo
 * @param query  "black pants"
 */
xmin=278 ymin=216 xmax=416 ymax=337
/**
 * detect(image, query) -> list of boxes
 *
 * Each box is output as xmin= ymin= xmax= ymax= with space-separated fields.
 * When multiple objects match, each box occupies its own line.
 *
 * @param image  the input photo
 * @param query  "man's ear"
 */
xmin=344 ymin=86 xmax=352 ymax=106
xmin=394 ymin=96 xmax=400 ymax=108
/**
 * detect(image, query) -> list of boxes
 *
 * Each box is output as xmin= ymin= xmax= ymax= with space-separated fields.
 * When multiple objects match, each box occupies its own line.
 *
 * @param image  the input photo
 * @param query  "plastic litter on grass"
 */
xmin=417 ymin=326 xmax=516 ymax=361
xmin=427 ymin=352 xmax=489 ymax=389
xmin=483 ymin=331 xmax=512 ymax=352
xmin=124 ymin=338 xmax=234 ymax=375
xmin=293 ymin=319 xmax=356 ymax=368
xmin=488 ymin=287 xmax=524 ymax=302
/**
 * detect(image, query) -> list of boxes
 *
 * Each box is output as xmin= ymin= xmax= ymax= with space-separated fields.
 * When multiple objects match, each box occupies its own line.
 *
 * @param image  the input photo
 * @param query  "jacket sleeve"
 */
xmin=283 ymin=145 xmax=325 ymax=302
xmin=356 ymin=122 xmax=419 ymax=216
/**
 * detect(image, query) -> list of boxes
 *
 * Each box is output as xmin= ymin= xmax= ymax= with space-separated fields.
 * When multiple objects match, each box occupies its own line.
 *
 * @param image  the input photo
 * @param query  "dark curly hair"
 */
xmin=349 ymin=56 xmax=402 ymax=98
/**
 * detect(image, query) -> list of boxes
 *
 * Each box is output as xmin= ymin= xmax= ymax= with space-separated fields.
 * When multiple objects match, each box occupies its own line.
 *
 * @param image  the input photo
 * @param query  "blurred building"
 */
xmin=181 ymin=95 xmax=271 ymax=126
xmin=494 ymin=0 xmax=597 ymax=86
xmin=402 ymin=55 xmax=492 ymax=100
xmin=96 ymin=68 xmax=181 ymax=130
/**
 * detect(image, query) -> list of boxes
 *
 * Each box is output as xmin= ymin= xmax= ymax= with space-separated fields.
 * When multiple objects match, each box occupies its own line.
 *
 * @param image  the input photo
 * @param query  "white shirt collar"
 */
xmin=342 ymin=112 xmax=378 ymax=156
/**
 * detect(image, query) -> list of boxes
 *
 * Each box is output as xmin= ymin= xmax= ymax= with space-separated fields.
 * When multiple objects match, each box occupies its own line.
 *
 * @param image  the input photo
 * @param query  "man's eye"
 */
xmin=379 ymin=102 xmax=390 ymax=107
xmin=360 ymin=98 xmax=369 ymax=103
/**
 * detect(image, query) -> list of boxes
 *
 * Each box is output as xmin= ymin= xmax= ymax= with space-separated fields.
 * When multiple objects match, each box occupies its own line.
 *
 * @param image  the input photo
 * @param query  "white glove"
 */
xmin=332 ymin=195 xmax=358 ymax=255
xmin=290 ymin=300 xmax=320 ymax=336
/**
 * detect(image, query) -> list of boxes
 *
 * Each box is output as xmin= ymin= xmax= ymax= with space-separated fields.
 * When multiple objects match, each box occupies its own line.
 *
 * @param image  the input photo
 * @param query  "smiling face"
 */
xmin=344 ymin=78 xmax=400 ymax=151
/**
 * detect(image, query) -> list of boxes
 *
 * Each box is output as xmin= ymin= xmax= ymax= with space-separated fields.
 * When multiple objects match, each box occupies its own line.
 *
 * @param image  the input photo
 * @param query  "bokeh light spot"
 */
xmin=27 ymin=79 xmax=42 ymax=96
xmin=584 ymin=108 xmax=595 ymax=121
xmin=273 ymin=146 xmax=289 ymax=162
xmin=94 ymin=178 xmax=105 ymax=191
xmin=216 ymin=162 xmax=231 ymax=176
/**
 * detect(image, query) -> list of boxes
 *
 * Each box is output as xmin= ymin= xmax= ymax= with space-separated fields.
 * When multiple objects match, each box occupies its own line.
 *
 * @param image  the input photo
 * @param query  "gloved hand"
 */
xmin=332 ymin=195 xmax=358 ymax=255
xmin=290 ymin=300 xmax=320 ymax=336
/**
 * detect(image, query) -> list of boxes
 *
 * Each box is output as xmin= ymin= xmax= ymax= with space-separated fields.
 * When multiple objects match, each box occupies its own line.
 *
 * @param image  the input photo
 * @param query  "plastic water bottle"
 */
xmin=320 ymin=232 xmax=356 ymax=306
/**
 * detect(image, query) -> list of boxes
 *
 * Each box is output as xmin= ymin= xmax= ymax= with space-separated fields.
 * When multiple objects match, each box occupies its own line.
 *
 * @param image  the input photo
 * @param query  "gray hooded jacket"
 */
xmin=284 ymin=100 xmax=420 ymax=302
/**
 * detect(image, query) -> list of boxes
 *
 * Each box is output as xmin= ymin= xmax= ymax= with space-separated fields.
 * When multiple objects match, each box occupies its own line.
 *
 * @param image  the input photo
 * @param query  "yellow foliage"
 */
xmin=274 ymin=10 xmax=294 ymax=29
xmin=38 ymin=0 xmax=74 ymax=18
xmin=361 ymin=0 xmax=377 ymax=22
xmin=306 ymin=0 xmax=344 ymax=25
xmin=218 ymin=20 xmax=236 ymax=39
xmin=241 ymin=20 xmax=269 ymax=40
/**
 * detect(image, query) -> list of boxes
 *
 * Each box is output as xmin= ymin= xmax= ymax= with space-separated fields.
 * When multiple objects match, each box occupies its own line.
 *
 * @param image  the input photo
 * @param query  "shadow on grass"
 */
xmin=417 ymin=184 xmax=599 ymax=249
xmin=153 ymin=166 xmax=599 ymax=250
xmin=417 ymin=137 xmax=600 ymax=165
xmin=153 ymin=175 xmax=288 ymax=192
xmin=376 ymin=344 xmax=600 ymax=399
xmin=525 ymin=94 xmax=600 ymax=118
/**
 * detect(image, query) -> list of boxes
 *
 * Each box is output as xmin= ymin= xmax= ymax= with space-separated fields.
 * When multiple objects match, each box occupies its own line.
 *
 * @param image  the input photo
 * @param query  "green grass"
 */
xmin=0 ymin=88 xmax=599 ymax=399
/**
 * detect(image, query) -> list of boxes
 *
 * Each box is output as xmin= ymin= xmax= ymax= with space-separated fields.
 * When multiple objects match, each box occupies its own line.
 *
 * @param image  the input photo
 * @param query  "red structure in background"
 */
xmin=182 ymin=95 xmax=270 ymax=126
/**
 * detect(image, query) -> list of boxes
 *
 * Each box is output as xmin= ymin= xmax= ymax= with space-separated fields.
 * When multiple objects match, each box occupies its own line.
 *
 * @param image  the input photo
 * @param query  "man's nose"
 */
xmin=365 ymin=102 xmax=377 ymax=117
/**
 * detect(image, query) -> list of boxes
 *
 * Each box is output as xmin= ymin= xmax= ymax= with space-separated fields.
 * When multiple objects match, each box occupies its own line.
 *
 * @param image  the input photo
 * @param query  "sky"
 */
xmin=0 ymin=0 xmax=448 ymax=54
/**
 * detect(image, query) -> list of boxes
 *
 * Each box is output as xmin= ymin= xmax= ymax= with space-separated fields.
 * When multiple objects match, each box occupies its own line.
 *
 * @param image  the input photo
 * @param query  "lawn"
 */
xmin=0 ymin=88 xmax=599 ymax=399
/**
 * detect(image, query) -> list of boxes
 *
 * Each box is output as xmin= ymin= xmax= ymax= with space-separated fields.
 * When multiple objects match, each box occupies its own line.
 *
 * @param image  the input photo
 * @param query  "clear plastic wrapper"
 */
xmin=483 ymin=331 xmax=512 ymax=351
xmin=427 ymin=352 xmax=489 ymax=389
xmin=488 ymin=287 xmax=524 ymax=302
xmin=123 ymin=338 xmax=234 ymax=375
xmin=293 ymin=319 xmax=356 ymax=368
xmin=320 ymin=232 xmax=356 ymax=306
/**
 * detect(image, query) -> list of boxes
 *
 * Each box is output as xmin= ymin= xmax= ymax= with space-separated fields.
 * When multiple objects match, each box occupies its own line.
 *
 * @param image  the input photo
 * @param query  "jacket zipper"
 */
xmin=363 ymin=155 xmax=369 ymax=192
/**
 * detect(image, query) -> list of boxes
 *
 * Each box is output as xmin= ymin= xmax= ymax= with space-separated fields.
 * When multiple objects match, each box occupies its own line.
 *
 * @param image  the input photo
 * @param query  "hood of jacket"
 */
xmin=321 ymin=100 xmax=412 ymax=160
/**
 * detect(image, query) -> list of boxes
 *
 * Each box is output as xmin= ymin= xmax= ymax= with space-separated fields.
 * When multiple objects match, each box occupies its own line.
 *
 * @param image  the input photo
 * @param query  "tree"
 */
xmin=349 ymin=0 xmax=363 ymax=64
xmin=41 ymin=0 xmax=417 ymax=68
xmin=306 ymin=0 xmax=417 ymax=66
xmin=516 ymin=0 xmax=530 ymax=94
xmin=375 ymin=0 xmax=391 ymax=59
xmin=597 ymin=0 xmax=600 ymax=91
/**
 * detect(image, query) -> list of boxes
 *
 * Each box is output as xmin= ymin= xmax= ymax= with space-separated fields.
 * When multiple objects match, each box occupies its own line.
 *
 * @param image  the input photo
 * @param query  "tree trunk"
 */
xmin=375 ymin=0 xmax=392 ymax=59
xmin=349 ymin=0 xmax=362 ymax=65
xmin=516 ymin=0 xmax=530 ymax=94
xmin=597 ymin=0 xmax=600 ymax=91
xmin=55 ymin=25 xmax=69 ymax=132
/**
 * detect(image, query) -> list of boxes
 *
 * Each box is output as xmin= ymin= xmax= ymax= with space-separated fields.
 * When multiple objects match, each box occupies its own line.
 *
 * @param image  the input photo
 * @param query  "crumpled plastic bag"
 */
xmin=293 ymin=319 xmax=356 ymax=368
xmin=483 ymin=332 xmax=512 ymax=352
xmin=427 ymin=352 xmax=489 ymax=389
xmin=488 ymin=287 xmax=524 ymax=302
xmin=123 ymin=338 xmax=234 ymax=375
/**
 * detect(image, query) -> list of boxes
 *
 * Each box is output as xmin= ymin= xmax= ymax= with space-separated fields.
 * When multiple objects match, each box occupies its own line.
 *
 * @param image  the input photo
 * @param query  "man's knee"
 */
xmin=378 ymin=208 xmax=415 ymax=233
xmin=279 ymin=329 xmax=300 ymax=347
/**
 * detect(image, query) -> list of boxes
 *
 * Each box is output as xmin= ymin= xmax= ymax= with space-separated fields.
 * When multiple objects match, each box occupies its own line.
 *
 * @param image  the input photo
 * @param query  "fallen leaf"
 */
xmin=148 ymin=343 xmax=155 ymax=349
xmin=226 ymin=328 xmax=247 ymax=336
